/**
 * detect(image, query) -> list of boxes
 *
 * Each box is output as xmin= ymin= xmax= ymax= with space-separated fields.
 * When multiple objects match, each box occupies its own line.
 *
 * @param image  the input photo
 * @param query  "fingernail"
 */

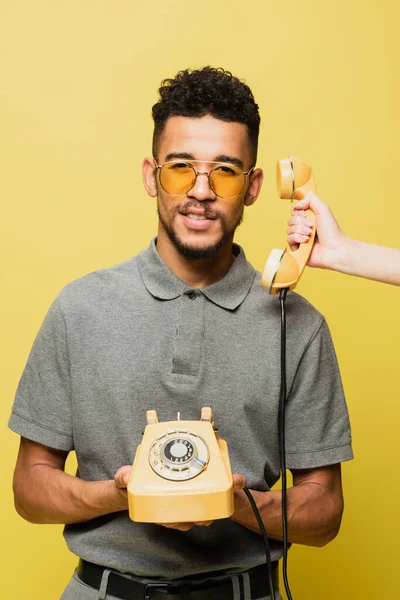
xmin=305 ymin=220 xmax=313 ymax=226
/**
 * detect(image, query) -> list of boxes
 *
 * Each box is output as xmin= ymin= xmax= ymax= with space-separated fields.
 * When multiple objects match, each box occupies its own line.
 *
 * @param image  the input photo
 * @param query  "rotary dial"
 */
xmin=148 ymin=429 xmax=209 ymax=481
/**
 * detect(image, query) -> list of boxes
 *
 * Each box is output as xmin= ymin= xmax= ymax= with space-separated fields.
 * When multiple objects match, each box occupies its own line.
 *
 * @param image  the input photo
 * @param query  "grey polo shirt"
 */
xmin=9 ymin=239 xmax=353 ymax=578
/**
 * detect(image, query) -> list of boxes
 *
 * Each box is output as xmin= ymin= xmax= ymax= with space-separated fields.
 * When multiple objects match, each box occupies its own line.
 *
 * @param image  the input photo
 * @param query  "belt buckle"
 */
xmin=144 ymin=582 xmax=170 ymax=599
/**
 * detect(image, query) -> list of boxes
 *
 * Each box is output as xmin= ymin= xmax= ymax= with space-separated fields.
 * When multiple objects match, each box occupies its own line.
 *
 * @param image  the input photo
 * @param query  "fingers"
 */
xmin=290 ymin=192 xmax=342 ymax=247
xmin=114 ymin=465 xmax=132 ymax=489
xmin=287 ymin=216 xmax=312 ymax=252
xmin=292 ymin=191 xmax=329 ymax=217
xmin=158 ymin=521 xmax=213 ymax=531
xmin=288 ymin=215 xmax=313 ymax=230
xmin=287 ymin=214 xmax=313 ymax=250
xmin=292 ymin=190 xmax=320 ymax=212
xmin=159 ymin=522 xmax=194 ymax=531
xmin=291 ymin=198 xmax=311 ymax=212
xmin=291 ymin=209 xmax=306 ymax=218
xmin=287 ymin=233 xmax=311 ymax=250
xmin=232 ymin=473 xmax=246 ymax=490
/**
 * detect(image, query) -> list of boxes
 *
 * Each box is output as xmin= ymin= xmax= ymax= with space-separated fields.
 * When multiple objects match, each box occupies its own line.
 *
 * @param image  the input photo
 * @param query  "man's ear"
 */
xmin=142 ymin=157 xmax=158 ymax=197
xmin=244 ymin=168 xmax=264 ymax=207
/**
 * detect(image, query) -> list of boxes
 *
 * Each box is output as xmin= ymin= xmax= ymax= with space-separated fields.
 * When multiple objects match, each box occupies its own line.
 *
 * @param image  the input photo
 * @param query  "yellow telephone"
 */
xmin=127 ymin=407 xmax=233 ymax=523
xmin=261 ymin=156 xmax=316 ymax=294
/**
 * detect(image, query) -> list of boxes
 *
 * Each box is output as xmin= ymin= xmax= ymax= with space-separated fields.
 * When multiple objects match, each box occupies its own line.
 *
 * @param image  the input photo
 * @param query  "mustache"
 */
xmin=175 ymin=200 xmax=220 ymax=219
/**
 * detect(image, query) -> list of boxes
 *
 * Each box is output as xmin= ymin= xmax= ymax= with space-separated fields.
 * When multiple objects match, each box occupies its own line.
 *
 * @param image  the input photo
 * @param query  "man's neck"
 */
xmin=156 ymin=233 xmax=236 ymax=288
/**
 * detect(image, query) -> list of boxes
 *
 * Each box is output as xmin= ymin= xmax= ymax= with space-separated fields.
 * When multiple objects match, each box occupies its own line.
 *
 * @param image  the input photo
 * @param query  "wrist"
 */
xmin=231 ymin=488 xmax=273 ymax=533
xmin=330 ymin=235 xmax=357 ymax=274
xmin=316 ymin=231 xmax=350 ymax=272
xmin=81 ymin=479 xmax=128 ymax=517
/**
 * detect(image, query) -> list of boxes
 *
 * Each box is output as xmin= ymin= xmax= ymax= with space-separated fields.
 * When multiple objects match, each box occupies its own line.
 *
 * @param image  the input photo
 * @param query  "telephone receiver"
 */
xmin=261 ymin=156 xmax=316 ymax=295
xmin=127 ymin=408 xmax=233 ymax=523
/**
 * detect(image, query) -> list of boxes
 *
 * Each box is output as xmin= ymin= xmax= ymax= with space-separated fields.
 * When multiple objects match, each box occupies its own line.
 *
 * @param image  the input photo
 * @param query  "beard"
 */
xmin=157 ymin=199 xmax=244 ymax=260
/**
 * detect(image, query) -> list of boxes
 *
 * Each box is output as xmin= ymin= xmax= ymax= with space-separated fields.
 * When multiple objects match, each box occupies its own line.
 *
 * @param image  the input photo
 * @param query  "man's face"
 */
xmin=149 ymin=115 xmax=260 ymax=260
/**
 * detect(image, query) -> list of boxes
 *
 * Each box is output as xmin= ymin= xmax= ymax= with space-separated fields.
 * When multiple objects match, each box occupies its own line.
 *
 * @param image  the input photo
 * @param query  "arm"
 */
xmin=287 ymin=192 xmax=400 ymax=285
xmin=231 ymin=464 xmax=343 ymax=547
xmin=13 ymin=437 xmax=130 ymax=525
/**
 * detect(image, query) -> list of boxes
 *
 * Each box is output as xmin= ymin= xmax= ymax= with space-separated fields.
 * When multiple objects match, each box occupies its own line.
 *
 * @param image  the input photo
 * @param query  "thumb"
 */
xmin=232 ymin=473 xmax=247 ymax=491
xmin=114 ymin=465 xmax=132 ymax=489
xmin=295 ymin=191 xmax=330 ymax=217
xmin=291 ymin=193 xmax=312 ymax=213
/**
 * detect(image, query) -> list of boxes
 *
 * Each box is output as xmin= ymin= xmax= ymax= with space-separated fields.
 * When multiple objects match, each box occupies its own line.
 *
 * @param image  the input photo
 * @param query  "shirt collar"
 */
xmin=137 ymin=238 xmax=256 ymax=311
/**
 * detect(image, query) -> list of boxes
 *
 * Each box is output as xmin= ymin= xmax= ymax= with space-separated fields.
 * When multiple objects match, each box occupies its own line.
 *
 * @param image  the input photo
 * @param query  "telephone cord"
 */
xmin=243 ymin=287 xmax=293 ymax=600
xmin=278 ymin=287 xmax=293 ymax=600
xmin=242 ymin=487 xmax=277 ymax=600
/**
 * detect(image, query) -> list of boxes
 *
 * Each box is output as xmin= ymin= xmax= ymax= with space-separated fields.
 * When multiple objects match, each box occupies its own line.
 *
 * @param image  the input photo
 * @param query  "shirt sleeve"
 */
xmin=284 ymin=319 xmax=353 ymax=469
xmin=8 ymin=298 xmax=74 ymax=451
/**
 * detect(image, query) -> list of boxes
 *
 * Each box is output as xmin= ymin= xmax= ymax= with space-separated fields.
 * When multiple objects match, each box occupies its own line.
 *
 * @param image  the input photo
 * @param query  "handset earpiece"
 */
xmin=261 ymin=156 xmax=316 ymax=295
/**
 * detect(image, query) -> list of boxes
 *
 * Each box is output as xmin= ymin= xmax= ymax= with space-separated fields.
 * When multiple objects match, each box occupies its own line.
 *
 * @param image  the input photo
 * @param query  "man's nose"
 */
xmin=187 ymin=173 xmax=216 ymax=202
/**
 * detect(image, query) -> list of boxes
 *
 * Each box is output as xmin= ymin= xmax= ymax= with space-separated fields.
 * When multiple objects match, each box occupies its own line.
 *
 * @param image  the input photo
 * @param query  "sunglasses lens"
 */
xmin=209 ymin=165 xmax=244 ymax=198
xmin=159 ymin=162 xmax=195 ymax=195
xmin=159 ymin=162 xmax=246 ymax=198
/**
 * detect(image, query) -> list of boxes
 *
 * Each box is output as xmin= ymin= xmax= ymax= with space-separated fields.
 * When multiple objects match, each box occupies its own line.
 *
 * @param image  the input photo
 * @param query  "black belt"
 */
xmin=77 ymin=559 xmax=279 ymax=600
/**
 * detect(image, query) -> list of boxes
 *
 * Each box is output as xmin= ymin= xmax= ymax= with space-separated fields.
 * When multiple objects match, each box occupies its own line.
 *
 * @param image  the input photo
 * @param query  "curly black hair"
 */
xmin=152 ymin=66 xmax=260 ymax=161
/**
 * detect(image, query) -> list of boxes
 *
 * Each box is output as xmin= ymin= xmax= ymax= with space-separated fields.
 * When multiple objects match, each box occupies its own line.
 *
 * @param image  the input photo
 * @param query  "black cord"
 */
xmin=278 ymin=287 xmax=293 ymax=600
xmin=242 ymin=287 xmax=293 ymax=600
xmin=243 ymin=487 xmax=277 ymax=600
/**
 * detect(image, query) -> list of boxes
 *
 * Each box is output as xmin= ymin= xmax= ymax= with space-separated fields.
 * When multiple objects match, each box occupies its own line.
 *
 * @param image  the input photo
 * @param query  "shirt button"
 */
xmin=187 ymin=291 xmax=198 ymax=300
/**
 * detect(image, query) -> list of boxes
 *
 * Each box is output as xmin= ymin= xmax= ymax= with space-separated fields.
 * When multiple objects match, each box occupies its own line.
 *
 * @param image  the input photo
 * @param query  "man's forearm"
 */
xmin=13 ymin=464 xmax=127 ymax=525
xmin=231 ymin=481 xmax=343 ymax=547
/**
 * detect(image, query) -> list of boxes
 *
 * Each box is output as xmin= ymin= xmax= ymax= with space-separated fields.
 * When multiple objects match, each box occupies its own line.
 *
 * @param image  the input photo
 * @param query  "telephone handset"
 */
xmin=127 ymin=407 xmax=233 ymax=523
xmin=261 ymin=156 xmax=316 ymax=294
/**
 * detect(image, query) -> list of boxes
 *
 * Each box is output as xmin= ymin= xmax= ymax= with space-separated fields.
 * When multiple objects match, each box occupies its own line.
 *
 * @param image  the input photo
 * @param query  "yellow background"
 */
xmin=1 ymin=1 xmax=399 ymax=598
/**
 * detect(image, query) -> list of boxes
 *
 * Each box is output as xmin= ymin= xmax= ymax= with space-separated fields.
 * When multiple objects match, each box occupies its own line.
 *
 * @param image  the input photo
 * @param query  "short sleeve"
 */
xmin=8 ymin=298 xmax=74 ymax=451
xmin=285 ymin=319 xmax=353 ymax=469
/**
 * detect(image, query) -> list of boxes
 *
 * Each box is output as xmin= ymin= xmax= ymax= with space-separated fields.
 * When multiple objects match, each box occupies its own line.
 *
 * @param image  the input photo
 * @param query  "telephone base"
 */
xmin=129 ymin=484 xmax=233 ymax=523
xmin=128 ymin=410 xmax=234 ymax=523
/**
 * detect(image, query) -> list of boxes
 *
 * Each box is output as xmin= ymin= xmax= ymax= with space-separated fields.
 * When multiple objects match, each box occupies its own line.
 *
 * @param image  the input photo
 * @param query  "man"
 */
xmin=9 ymin=67 xmax=353 ymax=600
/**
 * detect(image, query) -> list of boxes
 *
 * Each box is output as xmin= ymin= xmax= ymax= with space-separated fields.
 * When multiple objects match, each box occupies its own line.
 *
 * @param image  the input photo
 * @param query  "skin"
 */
xmin=13 ymin=115 xmax=344 ymax=547
xmin=288 ymin=192 xmax=400 ymax=286
xmin=142 ymin=115 xmax=263 ymax=288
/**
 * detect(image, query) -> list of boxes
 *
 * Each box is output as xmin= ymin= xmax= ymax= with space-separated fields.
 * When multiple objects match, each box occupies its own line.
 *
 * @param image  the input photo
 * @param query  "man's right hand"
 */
xmin=113 ymin=465 xmax=132 ymax=505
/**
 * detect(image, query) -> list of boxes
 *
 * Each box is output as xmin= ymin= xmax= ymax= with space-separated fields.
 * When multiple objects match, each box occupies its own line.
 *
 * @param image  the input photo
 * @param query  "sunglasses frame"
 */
xmin=155 ymin=160 xmax=254 ymax=199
